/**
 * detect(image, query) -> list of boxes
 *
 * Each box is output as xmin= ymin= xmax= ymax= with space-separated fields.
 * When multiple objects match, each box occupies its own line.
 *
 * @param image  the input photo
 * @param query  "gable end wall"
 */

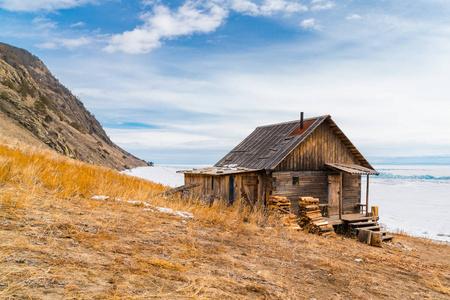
xmin=274 ymin=122 xmax=360 ymax=171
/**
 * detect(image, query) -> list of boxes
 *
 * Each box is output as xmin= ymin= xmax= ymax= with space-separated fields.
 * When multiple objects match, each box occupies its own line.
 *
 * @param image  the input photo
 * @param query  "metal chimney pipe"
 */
xmin=300 ymin=112 xmax=304 ymax=129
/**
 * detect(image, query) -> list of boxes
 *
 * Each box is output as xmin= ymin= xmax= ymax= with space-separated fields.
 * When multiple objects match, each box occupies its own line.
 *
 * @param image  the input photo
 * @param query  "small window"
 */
xmin=211 ymin=177 xmax=214 ymax=190
xmin=292 ymin=177 xmax=299 ymax=185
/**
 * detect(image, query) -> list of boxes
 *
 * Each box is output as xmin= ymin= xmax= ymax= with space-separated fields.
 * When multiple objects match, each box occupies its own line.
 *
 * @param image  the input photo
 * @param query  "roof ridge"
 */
xmin=256 ymin=114 xmax=330 ymax=128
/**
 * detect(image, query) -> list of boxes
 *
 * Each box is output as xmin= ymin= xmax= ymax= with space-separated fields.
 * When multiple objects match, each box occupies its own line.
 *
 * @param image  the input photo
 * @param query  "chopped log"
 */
xmin=306 ymin=210 xmax=322 ymax=214
xmin=370 ymin=231 xmax=382 ymax=247
xmin=305 ymin=205 xmax=319 ymax=210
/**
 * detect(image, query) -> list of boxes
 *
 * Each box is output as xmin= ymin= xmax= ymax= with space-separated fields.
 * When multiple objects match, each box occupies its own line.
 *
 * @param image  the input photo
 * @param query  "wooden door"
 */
xmin=327 ymin=174 xmax=340 ymax=216
xmin=242 ymin=176 xmax=258 ymax=206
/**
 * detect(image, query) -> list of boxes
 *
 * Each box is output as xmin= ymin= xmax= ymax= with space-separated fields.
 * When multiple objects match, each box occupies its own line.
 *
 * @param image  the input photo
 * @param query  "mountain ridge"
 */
xmin=0 ymin=42 xmax=147 ymax=170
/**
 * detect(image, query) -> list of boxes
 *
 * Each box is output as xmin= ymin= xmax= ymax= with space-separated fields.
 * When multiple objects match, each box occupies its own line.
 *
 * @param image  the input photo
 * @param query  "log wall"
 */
xmin=271 ymin=171 xmax=361 ymax=216
xmin=184 ymin=171 xmax=268 ymax=205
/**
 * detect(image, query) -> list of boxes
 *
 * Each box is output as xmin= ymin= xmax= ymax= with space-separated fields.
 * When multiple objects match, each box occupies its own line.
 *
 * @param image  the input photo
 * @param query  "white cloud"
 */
xmin=70 ymin=21 xmax=86 ymax=28
xmin=346 ymin=13 xmax=362 ymax=20
xmin=35 ymin=37 xmax=92 ymax=50
xmin=35 ymin=42 xmax=58 ymax=49
xmin=104 ymin=2 xmax=228 ymax=54
xmin=140 ymin=0 xmax=160 ymax=7
xmin=0 ymin=0 xmax=99 ymax=12
xmin=230 ymin=0 xmax=307 ymax=16
xmin=300 ymin=18 xmax=322 ymax=30
xmin=105 ymin=0 xmax=310 ymax=53
xmin=311 ymin=1 xmax=335 ymax=11
xmin=259 ymin=0 xmax=308 ymax=16
xmin=32 ymin=17 xmax=58 ymax=29
xmin=57 ymin=37 xmax=92 ymax=50
xmin=229 ymin=0 xmax=260 ymax=15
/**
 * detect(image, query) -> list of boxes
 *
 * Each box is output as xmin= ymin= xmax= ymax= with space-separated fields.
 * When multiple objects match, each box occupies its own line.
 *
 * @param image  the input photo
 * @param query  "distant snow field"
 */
xmin=124 ymin=164 xmax=450 ymax=243
xmin=122 ymin=164 xmax=211 ymax=187
xmin=122 ymin=166 xmax=185 ymax=187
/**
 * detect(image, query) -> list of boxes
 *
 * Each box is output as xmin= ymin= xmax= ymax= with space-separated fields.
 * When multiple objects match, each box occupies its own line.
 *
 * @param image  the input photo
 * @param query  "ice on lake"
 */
xmin=364 ymin=165 xmax=450 ymax=243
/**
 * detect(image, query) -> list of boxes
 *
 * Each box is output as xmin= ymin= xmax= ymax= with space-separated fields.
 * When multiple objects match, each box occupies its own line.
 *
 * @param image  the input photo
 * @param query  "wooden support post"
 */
xmin=366 ymin=174 xmax=369 ymax=217
xmin=339 ymin=172 xmax=343 ymax=220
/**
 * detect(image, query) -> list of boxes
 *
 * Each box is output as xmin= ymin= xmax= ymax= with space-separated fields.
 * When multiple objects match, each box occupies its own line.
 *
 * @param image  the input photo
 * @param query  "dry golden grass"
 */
xmin=0 ymin=141 xmax=449 ymax=299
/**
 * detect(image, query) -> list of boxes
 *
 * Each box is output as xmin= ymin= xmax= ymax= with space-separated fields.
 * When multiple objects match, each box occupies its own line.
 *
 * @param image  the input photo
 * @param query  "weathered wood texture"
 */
xmin=342 ymin=173 xmax=361 ymax=213
xmin=272 ymin=171 xmax=328 ymax=215
xmin=327 ymin=174 xmax=340 ymax=216
xmin=275 ymin=122 xmax=360 ymax=171
xmin=184 ymin=171 xmax=267 ymax=205
xmin=272 ymin=171 xmax=361 ymax=216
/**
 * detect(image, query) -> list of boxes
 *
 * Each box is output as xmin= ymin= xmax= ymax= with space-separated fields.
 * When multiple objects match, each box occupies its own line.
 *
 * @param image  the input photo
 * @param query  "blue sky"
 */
xmin=1 ymin=0 xmax=450 ymax=164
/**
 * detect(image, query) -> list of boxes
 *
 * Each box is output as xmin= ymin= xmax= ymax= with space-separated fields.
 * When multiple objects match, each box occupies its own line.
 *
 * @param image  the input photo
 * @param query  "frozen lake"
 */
xmin=364 ymin=165 xmax=450 ymax=243
xmin=125 ymin=164 xmax=450 ymax=243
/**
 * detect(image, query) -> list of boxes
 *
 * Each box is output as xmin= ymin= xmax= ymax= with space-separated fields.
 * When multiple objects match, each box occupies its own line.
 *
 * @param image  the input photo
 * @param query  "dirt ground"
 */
xmin=1 ymin=198 xmax=448 ymax=299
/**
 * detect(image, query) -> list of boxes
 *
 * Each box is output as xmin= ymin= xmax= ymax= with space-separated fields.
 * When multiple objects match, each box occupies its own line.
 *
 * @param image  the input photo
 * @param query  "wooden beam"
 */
xmin=157 ymin=183 xmax=201 ymax=196
xmin=366 ymin=174 xmax=369 ymax=217
xmin=339 ymin=172 xmax=343 ymax=220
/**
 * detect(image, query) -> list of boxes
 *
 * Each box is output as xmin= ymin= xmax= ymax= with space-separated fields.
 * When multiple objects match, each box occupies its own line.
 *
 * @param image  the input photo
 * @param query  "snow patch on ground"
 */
xmin=91 ymin=195 xmax=194 ymax=219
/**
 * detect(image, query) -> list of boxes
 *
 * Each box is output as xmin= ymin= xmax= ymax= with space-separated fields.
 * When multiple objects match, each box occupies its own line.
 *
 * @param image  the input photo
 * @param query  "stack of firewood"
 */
xmin=298 ymin=197 xmax=335 ymax=237
xmin=267 ymin=196 xmax=291 ymax=214
xmin=279 ymin=214 xmax=300 ymax=230
xmin=268 ymin=196 xmax=300 ymax=230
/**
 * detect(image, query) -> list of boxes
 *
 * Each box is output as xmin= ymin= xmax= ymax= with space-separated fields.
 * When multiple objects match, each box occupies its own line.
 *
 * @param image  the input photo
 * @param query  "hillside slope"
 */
xmin=0 ymin=42 xmax=146 ymax=170
xmin=0 ymin=142 xmax=449 ymax=299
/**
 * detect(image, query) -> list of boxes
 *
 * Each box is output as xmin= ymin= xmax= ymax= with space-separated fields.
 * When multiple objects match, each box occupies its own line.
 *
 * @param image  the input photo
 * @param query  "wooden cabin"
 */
xmin=180 ymin=115 xmax=378 ymax=221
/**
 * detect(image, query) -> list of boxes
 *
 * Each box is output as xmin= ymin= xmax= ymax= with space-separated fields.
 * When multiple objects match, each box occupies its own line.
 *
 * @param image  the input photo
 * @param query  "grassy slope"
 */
xmin=0 ymin=140 xmax=449 ymax=299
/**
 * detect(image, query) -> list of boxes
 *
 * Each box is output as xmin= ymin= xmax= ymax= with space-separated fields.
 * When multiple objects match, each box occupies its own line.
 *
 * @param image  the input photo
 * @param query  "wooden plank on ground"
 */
xmin=157 ymin=183 xmax=201 ymax=195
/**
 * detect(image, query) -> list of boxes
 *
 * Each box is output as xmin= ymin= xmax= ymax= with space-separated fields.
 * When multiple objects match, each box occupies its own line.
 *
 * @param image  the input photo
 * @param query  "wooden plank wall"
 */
xmin=184 ymin=172 xmax=266 ymax=205
xmin=185 ymin=171 xmax=361 ymax=215
xmin=184 ymin=174 xmax=214 ymax=196
xmin=272 ymin=171 xmax=328 ymax=215
xmin=275 ymin=122 xmax=360 ymax=171
xmin=272 ymin=171 xmax=361 ymax=216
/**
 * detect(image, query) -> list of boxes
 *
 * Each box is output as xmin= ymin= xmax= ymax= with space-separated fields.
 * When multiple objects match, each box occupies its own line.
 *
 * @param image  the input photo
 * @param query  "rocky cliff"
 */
xmin=0 ymin=42 xmax=147 ymax=170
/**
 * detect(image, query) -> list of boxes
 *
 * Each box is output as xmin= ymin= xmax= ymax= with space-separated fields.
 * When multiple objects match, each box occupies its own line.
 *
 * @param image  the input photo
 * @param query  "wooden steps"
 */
xmin=356 ymin=225 xmax=380 ymax=231
xmin=347 ymin=216 xmax=393 ymax=247
xmin=381 ymin=234 xmax=394 ymax=241
xmin=348 ymin=221 xmax=377 ymax=227
xmin=342 ymin=216 xmax=376 ymax=222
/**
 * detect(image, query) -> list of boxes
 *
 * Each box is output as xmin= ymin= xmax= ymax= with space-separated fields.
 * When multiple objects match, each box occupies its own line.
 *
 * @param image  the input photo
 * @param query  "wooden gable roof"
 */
xmin=215 ymin=115 xmax=375 ymax=171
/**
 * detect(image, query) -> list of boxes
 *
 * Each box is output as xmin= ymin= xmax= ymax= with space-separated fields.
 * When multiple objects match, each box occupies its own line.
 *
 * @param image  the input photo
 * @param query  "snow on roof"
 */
xmin=177 ymin=164 xmax=261 ymax=175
